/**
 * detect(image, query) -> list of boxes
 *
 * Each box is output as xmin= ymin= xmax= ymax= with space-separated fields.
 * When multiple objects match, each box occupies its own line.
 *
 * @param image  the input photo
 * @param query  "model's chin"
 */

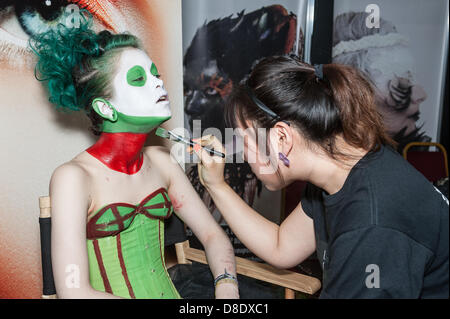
xmin=155 ymin=101 xmax=172 ymax=117
xmin=136 ymin=107 xmax=171 ymax=118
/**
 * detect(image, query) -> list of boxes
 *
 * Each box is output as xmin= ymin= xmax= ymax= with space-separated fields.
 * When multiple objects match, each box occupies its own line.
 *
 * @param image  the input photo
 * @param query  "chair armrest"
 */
xmin=177 ymin=241 xmax=321 ymax=295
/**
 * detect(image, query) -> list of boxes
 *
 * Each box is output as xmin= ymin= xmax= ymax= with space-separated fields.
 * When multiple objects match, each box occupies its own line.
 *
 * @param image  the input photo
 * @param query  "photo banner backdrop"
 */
xmin=333 ymin=0 xmax=449 ymax=152
xmin=0 ymin=1 xmax=184 ymax=298
xmin=182 ymin=0 xmax=308 ymax=260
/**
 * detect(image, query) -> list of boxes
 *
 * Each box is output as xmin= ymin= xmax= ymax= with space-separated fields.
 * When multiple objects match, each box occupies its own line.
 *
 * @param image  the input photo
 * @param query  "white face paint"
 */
xmin=109 ymin=48 xmax=171 ymax=118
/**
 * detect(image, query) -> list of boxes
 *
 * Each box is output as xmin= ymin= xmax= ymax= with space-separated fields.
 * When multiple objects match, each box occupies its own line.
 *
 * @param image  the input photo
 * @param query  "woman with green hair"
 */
xmin=30 ymin=14 xmax=238 ymax=299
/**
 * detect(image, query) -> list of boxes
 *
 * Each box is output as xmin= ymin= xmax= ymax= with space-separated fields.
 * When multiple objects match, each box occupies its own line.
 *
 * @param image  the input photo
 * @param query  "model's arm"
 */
xmin=50 ymin=163 xmax=122 ymax=299
xmin=191 ymin=137 xmax=316 ymax=269
xmin=148 ymin=146 xmax=239 ymax=299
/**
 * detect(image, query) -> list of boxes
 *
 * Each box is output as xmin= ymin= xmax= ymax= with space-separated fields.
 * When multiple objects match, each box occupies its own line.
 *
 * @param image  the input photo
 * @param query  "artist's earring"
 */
xmin=278 ymin=152 xmax=290 ymax=167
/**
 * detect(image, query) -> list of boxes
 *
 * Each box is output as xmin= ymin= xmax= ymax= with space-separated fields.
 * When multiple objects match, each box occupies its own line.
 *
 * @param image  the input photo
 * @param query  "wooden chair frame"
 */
xmin=39 ymin=196 xmax=321 ymax=299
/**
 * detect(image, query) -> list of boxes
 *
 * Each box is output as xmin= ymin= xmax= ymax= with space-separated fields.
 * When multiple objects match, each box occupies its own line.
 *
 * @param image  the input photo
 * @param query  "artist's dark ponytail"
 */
xmin=323 ymin=63 xmax=394 ymax=155
xmin=226 ymin=55 xmax=395 ymax=160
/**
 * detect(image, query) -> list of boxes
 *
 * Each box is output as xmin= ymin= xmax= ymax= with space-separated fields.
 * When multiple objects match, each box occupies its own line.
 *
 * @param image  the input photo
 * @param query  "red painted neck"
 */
xmin=86 ymin=132 xmax=148 ymax=175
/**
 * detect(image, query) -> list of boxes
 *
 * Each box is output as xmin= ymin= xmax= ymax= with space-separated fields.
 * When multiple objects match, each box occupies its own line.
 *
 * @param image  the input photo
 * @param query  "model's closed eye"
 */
xmin=126 ymin=65 xmax=147 ymax=87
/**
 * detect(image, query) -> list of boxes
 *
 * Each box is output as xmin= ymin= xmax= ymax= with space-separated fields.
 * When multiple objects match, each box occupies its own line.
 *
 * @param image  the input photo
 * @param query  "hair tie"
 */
xmin=314 ymin=64 xmax=324 ymax=80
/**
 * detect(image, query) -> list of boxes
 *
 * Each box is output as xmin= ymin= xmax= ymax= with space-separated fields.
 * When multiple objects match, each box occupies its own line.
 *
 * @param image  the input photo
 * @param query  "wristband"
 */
xmin=214 ymin=269 xmax=238 ymax=288
xmin=215 ymin=278 xmax=239 ymax=289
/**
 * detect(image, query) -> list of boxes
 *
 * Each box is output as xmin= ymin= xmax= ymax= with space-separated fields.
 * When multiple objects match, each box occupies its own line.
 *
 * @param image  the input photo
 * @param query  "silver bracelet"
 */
xmin=214 ymin=269 xmax=238 ymax=287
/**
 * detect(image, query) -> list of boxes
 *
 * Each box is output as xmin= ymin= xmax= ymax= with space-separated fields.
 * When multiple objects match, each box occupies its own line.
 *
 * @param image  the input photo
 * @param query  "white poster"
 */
xmin=333 ymin=0 xmax=449 ymax=151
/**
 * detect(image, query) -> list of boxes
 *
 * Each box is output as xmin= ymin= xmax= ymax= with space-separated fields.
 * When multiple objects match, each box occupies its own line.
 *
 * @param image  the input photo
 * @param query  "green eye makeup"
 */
xmin=127 ymin=65 xmax=147 ymax=87
xmin=150 ymin=62 xmax=160 ymax=77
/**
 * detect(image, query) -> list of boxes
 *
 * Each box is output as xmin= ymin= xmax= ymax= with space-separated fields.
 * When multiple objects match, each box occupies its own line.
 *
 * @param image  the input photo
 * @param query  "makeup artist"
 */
xmin=190 ymin=56 xmax=449 ymax=299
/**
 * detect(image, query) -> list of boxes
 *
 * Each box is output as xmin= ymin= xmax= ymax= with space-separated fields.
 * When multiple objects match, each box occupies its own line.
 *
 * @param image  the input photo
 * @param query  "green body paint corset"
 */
xmin=86 ymin=188 xmax=181 ymax=299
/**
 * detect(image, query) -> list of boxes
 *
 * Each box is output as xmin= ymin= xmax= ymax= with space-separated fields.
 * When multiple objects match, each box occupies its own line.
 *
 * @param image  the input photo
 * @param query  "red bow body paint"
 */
xmin=87 ymin=132 xmax=148 ymax=175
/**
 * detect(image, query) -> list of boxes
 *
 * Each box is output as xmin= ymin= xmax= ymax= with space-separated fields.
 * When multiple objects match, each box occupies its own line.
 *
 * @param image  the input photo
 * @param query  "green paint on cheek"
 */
xmin=150 ymin=62 xmax=159 ymax=77
xmin=127 ymin=65 xmax=147 ymax=87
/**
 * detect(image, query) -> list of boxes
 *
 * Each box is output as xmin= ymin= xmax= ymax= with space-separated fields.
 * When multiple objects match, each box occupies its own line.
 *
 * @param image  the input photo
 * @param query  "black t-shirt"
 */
xmin=301 ymin=145 xmax=449 ymax=299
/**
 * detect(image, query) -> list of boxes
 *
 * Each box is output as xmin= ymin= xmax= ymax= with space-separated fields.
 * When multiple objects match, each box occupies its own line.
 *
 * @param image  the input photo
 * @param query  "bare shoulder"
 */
xmin=48 ymin=159 xmax=92 ymax=221
xmin=50 ymin=160 xmax=90 ymax=191
xmin=143 ymin=145 xmax=185 ymax=182
xmin=144 ymin=145 xmax=170 ymax=159
xmin=144 ymin=145 xmax=180 ymax=168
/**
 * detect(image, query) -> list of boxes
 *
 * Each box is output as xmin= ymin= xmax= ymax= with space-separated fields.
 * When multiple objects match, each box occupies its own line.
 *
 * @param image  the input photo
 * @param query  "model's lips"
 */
xmin=157 ymin=95 xmax=168 ymax=103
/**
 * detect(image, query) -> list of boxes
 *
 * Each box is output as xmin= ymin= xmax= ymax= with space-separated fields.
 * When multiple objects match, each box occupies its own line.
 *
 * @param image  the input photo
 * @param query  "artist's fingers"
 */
xmin=187 ymin=135 xmax=212 ymax=153
xmin=193 ymin=135 xmax=226 ymax=154
xmin=192 ymin=135 xmax=212 ymax=147
xmin=208 ymin=136 xmax=226 ymax=155
xmin=192 ymin=143 xmax=214 ymax=166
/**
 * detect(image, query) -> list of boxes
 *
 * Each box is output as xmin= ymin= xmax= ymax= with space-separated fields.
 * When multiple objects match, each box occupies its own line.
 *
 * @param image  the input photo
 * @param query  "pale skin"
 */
xmin=51 ymin=146 xmax=238 ymax=299
xmin=190 ymin=121 xmax=368 ymax=269
xmin=50 ymin=48 xmax=238 ymax=299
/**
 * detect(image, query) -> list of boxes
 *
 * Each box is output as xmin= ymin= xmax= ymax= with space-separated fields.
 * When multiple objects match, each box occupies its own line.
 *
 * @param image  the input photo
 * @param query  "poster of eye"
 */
xmin=181 ymin=0 xmax=309 ymax=259
xmin=332 ymin=0 xmax=449 ymax=152
xmin=0 ymin=0 xmax=183 ymax=299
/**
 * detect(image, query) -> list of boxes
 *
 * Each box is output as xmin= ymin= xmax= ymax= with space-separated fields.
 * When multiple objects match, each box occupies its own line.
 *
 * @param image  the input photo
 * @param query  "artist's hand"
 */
xmin=215 ymin=282 xmax=240 ymax=299
xmin=188 ymin=135 xmax=226 ymax=189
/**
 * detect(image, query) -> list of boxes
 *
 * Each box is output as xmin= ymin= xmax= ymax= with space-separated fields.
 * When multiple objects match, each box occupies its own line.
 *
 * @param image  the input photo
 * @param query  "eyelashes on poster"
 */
xmin=0 ymin=1 xmax=130 ymax=68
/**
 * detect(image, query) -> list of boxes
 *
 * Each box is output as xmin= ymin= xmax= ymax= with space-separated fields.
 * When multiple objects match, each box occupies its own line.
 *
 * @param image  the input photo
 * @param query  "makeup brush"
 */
xmin=155 ymin=127 xmax=226 ymax=158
